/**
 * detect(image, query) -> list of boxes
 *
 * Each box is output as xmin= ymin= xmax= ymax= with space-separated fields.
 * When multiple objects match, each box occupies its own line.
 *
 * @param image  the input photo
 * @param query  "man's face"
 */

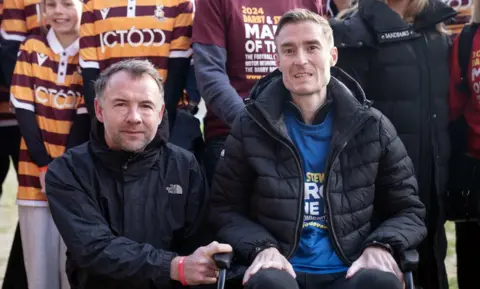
xmin=94 ymin=71 xmax=165 ymax=152
xmin=275 ymin=21 xmax=338 ymax=97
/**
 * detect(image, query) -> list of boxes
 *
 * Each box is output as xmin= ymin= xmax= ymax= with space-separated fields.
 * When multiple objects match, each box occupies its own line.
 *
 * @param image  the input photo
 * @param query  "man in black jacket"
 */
xmin=210 ymin=9 xmax=426 ymax=289
xmin=45 ymin=59 xmax=231 ymax=289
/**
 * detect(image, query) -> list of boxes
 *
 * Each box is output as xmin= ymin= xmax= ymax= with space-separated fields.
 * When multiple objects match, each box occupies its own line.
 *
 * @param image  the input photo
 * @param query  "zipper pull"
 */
xmin=123 ymin=156 xmax=133 ymax=171
xmin=363 ymin=99 xmax=373 ymax=109
xmin=243 ymin=97 xmax=253 ymax=105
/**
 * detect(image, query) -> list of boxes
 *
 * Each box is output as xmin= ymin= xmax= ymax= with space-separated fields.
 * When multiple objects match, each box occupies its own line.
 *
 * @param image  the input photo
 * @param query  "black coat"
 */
xmin=331 ymin=0 xmax=456 ymax=213
xmin=46 ymin=116 xmax=207 ymax=289
xmin=210 ymin=68 xmax=426 ymax=268
xmin=330 ymin=3 xmax=456 ymax=288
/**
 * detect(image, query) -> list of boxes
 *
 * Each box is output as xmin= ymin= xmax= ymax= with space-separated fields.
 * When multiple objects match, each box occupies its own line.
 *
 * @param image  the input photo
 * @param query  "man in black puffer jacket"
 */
xmin=210 ymin=9 xmax=426 ymax=289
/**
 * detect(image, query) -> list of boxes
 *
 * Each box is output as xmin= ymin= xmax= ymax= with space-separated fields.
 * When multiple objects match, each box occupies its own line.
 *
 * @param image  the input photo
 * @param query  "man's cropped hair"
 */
xmin=274 ymin=9 xmax=334 ymax=47
xmin=94 ymin=59 xmax=164 ymax=101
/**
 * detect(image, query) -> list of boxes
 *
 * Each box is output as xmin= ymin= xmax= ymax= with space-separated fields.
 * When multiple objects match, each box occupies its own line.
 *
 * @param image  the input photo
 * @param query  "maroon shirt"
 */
xmin=192 ymin=0 xmax=325 ymax=140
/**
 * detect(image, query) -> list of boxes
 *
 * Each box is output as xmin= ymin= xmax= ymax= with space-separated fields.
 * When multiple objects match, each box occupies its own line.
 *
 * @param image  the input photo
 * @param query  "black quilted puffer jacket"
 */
xmin=209 ymin=67 xmax=427 ymax=267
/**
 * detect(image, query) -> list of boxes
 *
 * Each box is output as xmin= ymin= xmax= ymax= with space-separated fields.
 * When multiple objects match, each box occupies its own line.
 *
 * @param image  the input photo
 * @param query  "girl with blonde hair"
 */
xmin=330 ymin=0 xmax=456 ymax=289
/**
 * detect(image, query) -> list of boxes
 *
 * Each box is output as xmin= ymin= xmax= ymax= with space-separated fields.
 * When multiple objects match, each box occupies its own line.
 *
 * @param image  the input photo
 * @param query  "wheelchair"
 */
xmin=213 ymin=249 xmax=419 ymax=289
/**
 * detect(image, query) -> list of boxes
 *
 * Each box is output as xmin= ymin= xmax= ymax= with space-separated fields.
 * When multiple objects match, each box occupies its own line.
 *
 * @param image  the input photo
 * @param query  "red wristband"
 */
xmin=39 ymin=166 xmax=48 ymax=173
xmin=178 ymin=257 xmax=187 ymax=286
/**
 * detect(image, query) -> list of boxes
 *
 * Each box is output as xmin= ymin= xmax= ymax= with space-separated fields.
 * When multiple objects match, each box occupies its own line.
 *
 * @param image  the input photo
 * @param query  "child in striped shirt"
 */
xmin=10 ymin=0 xmax=88 ymax=288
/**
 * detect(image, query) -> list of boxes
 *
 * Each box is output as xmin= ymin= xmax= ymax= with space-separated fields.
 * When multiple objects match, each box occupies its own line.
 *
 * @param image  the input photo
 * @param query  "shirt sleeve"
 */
xmin=10 ymin=43 xmax=34 ymax=111
xmin=11 ymin=42 xmax=52 ymax=167
xmin=79 ymin=0 xmax=100 ymax=69
xmin=0 ymin=0 xmax=28 ymax=42
xmin=169 ymin=0 xmax=193 ymax=59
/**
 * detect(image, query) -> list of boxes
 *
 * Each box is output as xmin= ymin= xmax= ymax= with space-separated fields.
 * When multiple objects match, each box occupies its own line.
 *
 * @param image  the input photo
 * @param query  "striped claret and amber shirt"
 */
xmin=10 ymin=29 xmax=87 ymax=206
xmin=0 ymin=0 xmax=41 ymax=42
xmin=80 ymin=0 xmax=194 ymax=82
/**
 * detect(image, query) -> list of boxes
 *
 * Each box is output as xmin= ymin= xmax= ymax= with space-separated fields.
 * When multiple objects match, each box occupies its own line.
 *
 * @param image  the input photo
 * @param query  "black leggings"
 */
xmin=245 ymin=268 xmax=402 ymax=289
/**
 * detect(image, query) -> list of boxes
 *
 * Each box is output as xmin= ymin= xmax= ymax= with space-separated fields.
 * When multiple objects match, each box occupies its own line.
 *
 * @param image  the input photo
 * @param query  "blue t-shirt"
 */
xmin=284 ymin=110 xmax=348 ymax=274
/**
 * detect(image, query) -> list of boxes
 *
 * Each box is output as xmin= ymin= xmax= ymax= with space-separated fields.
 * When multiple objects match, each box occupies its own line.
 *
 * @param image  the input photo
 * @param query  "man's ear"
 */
xmin=330 ymin=47 xmax=338 ymax=67
xmin=275 ymin=53 xmax=282 ymax=72
xmin=94 ymin=98 xmax=104 ymax=123
xmin=159 ymin=103 xmax=165 ymax=119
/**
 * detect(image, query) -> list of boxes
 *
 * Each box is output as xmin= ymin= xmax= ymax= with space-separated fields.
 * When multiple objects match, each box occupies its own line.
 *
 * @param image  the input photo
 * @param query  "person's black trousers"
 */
xmin=0 ymin=126 xmax=28 ymax=289
xmin=456 ymin=222 xmax=480 ymax=289
xmin=455 ymin=155 xmax=480 ymax=289
xmin=245 ymin=268 xmax=402 ymax=289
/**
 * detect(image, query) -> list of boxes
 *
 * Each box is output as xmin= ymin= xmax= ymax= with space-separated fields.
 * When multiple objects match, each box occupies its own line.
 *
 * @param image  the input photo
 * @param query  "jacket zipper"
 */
xmin=245 ymin=106 xmax=304 ymax=258
xmin=422 ymin=34 xmax=441 ymax=193
xmin=422 ymin=31 xmax=445 ymax=281
xmin=323 ymin=114 xmax=373 ymax=265
xmin=122 ymin=156 xmax=134 ymax=171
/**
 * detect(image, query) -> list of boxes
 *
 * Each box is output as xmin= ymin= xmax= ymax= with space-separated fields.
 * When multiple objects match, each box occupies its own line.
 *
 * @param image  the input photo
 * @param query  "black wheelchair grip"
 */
xmin=213 ymin=252 xmax=234 ymax=269
xmin=400 ymin=250 xmax=419 ymax=272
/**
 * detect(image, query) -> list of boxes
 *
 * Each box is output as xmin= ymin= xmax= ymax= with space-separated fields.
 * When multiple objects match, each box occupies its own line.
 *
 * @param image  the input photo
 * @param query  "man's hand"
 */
xmin=346 ymin=246 xmax=403 ymax=281
xmin=39 ymin=171 xmax=46 ymax=194
xmin=170 ymin=241 xmax=232 ymax=285
xmin=242 ymin=247 xmax=295 ymax=285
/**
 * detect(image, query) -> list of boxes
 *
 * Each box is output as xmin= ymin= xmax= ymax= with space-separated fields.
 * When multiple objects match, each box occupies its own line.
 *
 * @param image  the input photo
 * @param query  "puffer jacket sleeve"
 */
xmin=362 ymin=113 xmax=427 ymax=257
xmin=45 ymin=154 xmax=176 ymax=287
xmin=209 ymin=113 xmax=278 ymax=264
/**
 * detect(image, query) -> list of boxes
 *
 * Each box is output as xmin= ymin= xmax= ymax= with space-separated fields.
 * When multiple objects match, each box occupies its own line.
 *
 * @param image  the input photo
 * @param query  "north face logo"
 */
xmin=166 ymin=184 xmax=183 ymax=195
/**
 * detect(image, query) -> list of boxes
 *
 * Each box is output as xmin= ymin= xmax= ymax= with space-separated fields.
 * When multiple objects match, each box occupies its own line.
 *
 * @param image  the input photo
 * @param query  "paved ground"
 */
xmin=0 ymin=99 xmax=459 ymax=287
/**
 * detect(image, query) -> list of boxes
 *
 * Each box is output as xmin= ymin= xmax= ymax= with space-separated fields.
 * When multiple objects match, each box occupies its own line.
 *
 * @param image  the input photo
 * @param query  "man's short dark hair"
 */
xmin=274 ymin=9 xmax=334 ymax=47
xmin=94 ymin=59 xmax=164 ymax=101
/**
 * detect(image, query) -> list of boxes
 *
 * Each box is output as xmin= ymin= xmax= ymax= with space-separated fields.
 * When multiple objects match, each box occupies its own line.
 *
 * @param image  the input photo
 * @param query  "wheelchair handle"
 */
xmin=213 ymin=251 xmax=234 ymax=270
xmin=213 ymin=252 xmax=234 ymax=289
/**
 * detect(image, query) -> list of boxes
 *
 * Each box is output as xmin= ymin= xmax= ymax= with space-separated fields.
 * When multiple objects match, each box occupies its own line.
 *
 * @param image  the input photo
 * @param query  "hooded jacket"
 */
xmin=209 ymin=68 xmax=426 ymax=268
xmin=46 ymin=115 xmax=207 ymax=289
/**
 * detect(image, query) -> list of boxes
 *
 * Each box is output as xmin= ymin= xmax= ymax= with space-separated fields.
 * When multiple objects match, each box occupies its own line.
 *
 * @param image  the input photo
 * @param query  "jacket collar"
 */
xmin=89 ymin=111 xmax=169 ymax=179
xmin=285 ymin=92 xmax=333 ymax=125
xmin=358 ymin=0 xmax=456 ymax=42
xmin=249 ymin=67 xmax=371 ymax=139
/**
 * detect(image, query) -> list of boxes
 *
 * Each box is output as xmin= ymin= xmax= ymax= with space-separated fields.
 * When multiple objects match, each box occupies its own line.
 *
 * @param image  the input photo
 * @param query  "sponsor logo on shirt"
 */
xmin=99 ymin=27 xmax=166 ymax=52
xmin=34 ymin=85 xmax=81 ymax=109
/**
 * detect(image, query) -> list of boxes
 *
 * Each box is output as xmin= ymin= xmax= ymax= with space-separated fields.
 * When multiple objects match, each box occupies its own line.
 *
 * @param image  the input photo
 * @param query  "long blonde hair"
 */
xmin=336 ymin=0 xmax=445 ymax=32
